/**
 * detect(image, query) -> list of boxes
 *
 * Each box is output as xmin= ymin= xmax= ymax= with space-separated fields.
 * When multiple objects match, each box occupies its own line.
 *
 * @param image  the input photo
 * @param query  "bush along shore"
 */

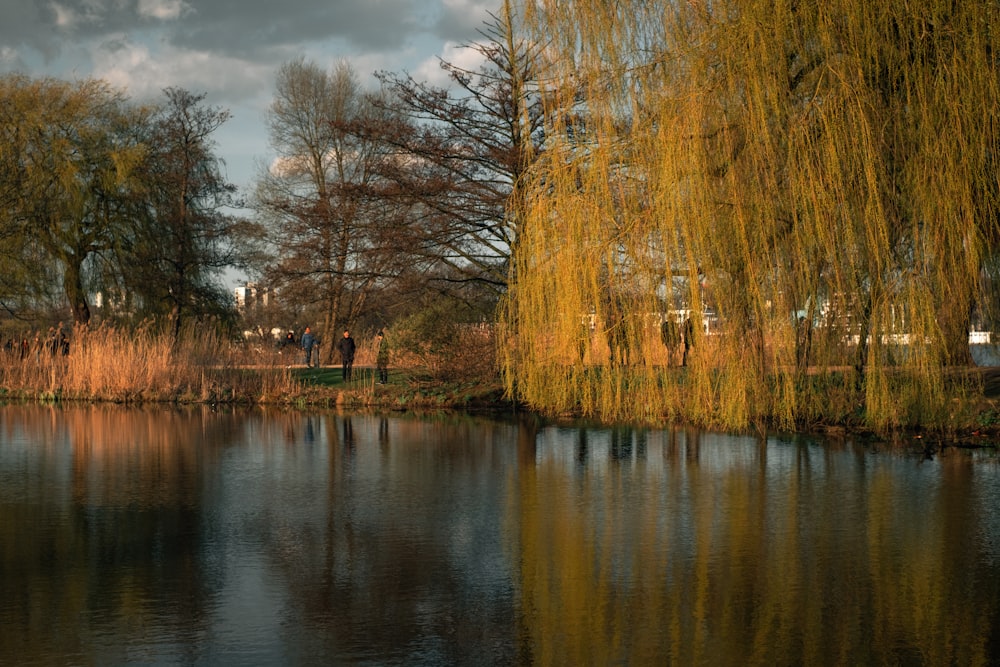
xmin=1 ymin=324 xmax=999 ymax=451
xmin=0 ymin=324 xmax=514 ymax=412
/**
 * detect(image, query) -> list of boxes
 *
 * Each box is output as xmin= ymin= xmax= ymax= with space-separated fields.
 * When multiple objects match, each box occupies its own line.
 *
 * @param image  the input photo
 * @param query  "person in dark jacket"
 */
xmin=660 ymin=315 xmax=681 ymax=367
xmin=682 ymin=315 xmax=695 ymax=367
xmin=336 ymin=329 xmax=356 ymax=381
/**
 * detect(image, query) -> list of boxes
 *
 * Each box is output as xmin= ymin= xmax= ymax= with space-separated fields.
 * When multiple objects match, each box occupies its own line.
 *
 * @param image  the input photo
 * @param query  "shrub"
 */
xmin=392 ymin=303 xmax=497 ymax=381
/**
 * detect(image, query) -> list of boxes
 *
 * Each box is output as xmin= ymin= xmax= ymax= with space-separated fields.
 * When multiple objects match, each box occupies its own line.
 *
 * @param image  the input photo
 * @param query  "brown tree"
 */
xmin=369 ymin=0 xmax=546 ymax=294
xmin=124 ymin=88 xmax=241 ymax=337
xmin=255 ymin=59 xmax=410 ymax=362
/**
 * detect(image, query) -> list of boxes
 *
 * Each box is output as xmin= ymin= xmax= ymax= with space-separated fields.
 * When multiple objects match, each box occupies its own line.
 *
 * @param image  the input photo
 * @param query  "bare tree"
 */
xmin=255 ymin=58 xmax=409 ymax=361
xmin=369 ymin=0 xmax=546 ymax=294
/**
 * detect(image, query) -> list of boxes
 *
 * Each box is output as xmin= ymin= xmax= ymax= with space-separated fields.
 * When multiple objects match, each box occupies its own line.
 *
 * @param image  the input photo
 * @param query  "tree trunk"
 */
xmin=939 ymin=293 xmax=974 ymax=366
xmin=63 ymin=260 xmax=91 ymax=325
xmin=322 ymin=295 xmax=340 ymax=365
xmin=170 ymin=303 xmax=182 ymax=342
xmin=853 ymin=290 xmax=874 ymax=392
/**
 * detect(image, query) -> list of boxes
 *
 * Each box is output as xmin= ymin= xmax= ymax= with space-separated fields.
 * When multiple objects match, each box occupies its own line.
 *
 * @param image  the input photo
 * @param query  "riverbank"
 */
xmin=3 ymin=351 xmax=1000 ymax=450
xmin=279 ymin=366 xmax=516 ymax=412
xmin=281 ymin=365 xmax=1000 ymax=450
xmin=0 ymin=361 xmax=516 ymax=413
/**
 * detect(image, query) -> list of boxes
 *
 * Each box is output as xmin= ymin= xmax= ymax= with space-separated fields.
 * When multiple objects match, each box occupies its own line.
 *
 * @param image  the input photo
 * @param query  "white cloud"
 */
xmin=0 ymin=46 xmax=20 ymax=65
xmin=269 ymin=155 xmax=308 ymax=178
xmin=435 ymin=0 xmax=496 ymax=38
xmin=90 ymin=34 xmax=157 ymax=95
xmin=51 ymin=3 xmax=79 ymax=29
xmin=51 ymin=0 xmax=125 ymax=30
xmin=442 ymin=40 xmax=486 ymax=72
xmin=412 ymin=40 xmax=486 ymax=87
xmin=442 ymin=0 xmax=492 ymax=12
xmin=3 ymin=0 xmax=496 ymax=192
xmin=90 ymin=33 xmax=272 ymax=103
xmin=137 ymin=0 xmax=190 ymax=21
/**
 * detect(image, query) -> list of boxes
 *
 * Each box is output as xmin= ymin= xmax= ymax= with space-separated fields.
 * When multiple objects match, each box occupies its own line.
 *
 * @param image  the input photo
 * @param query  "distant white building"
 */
xmin=234 ymin=282 xmax=270 ymax=310
xmin=93 ymin=289 xmax=129 ymax=316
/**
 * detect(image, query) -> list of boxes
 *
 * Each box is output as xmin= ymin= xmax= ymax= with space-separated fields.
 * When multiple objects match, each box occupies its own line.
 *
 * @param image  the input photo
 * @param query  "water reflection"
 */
xmin=0 ymin=405 xmax=998 ymax=665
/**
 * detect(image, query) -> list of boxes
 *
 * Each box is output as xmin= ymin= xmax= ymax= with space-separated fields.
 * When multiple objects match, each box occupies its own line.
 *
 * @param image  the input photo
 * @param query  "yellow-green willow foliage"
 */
xmin=499 ymin=0 xmax=1000 ymax=430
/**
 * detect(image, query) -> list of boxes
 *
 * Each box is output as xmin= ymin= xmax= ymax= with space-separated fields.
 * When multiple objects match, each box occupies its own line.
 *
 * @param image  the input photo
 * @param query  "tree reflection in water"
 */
xmin=0 ymin=405 xmax=997 ymax=665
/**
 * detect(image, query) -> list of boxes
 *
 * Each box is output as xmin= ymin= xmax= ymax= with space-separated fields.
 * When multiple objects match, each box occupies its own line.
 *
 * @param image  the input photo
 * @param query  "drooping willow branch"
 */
xmin=500 ymin=0 xmax=1000 ymax=430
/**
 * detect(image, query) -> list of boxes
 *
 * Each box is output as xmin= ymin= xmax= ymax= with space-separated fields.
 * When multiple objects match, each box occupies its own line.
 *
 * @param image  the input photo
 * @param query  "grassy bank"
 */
xmin=283 ymin=366 xmax=512 ymax=411
xmin=2 ymin=325 xmax=1000 ymax=448
xmin=0 ymin=323 xmax=513 ymax=412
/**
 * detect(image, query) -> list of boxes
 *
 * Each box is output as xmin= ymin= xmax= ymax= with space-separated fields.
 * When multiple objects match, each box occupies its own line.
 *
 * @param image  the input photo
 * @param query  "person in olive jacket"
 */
xmin=375 ymin=330 xmax=389 ymax=384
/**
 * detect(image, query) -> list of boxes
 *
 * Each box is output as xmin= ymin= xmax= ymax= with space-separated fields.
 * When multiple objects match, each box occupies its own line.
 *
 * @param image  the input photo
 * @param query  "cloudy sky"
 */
xmin=0 ymin=0 xmax=495 ymax=192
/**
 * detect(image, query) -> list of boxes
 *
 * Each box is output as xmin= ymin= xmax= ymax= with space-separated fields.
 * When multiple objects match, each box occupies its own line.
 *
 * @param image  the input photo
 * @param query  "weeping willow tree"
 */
xmin=499 ymin=0 xmax=1000 ymax=430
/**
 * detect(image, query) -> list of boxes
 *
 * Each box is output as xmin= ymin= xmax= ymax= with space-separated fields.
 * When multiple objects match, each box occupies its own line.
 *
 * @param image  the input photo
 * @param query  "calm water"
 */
xmin=1 ymin=405 xmax=999 ymax=666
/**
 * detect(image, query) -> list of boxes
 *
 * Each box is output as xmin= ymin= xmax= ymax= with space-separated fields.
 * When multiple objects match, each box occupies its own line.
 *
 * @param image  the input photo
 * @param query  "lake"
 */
xmin=1 ymin=405 xmax=998 ymax=665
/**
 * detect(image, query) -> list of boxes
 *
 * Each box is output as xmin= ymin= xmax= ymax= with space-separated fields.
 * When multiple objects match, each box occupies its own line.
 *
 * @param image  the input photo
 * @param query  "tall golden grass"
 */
xmin=501 ymin=0 xmax=998 ymax=431
xmin=0 ymin=323 xmax=300 ymax=404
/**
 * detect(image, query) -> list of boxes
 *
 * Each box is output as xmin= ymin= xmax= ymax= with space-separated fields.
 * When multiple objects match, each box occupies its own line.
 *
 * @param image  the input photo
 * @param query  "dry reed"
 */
xmin=0 ymin=323 xmax=299 ymax=404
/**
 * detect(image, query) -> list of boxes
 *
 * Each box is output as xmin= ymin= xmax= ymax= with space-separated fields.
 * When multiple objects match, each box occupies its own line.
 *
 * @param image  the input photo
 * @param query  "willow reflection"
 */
xmin=513 ymin=427 xmax=999 ymax=666
xmin=0 ymin=407 xmax=998 ymax=665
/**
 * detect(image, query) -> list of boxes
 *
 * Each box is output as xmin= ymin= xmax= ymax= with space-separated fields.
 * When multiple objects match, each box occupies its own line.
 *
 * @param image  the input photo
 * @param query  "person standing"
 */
xmin=337 ymin=329 xmax=356 ymax=381
xmin=300 ymin=326 xmax=316 ymax=368
xmin=375 ymin=330 xmax=389 ymax=384
xmin=46 ymin=326 xmax=57 ymax=356
xmin=795 ymin=315 xmax=812 ymax=372
xmin=577 ymin=319 xmax=590 ymax=366
xmin=682 ymin=315 xmax=695 ymax=367
xmin=58 ymin=325 xmax=69 ymax=356
xmin=660 ymin=314 xmax=680 ymax=367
